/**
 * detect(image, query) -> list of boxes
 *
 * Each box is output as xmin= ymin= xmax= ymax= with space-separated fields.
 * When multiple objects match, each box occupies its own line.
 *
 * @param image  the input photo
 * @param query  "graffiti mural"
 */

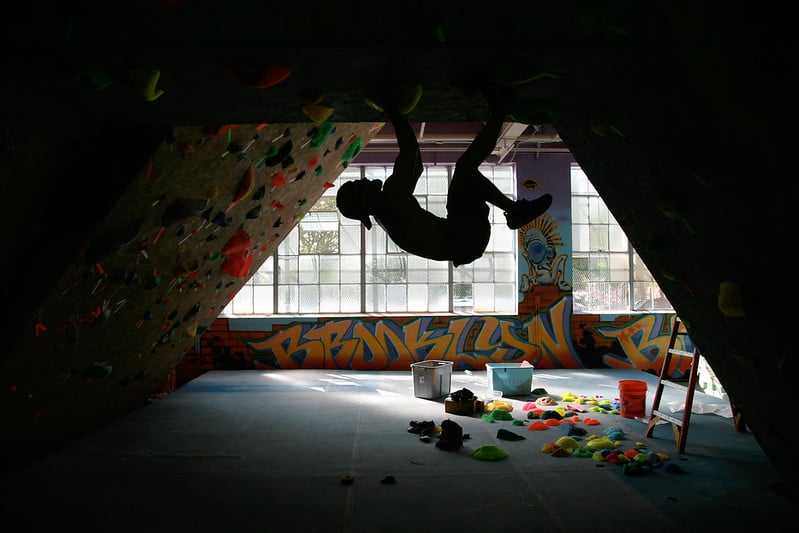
xmin=596 ymin=315 xmax=695 ymax=378
xmin=232 ymin=298 xmax=691 ymax=378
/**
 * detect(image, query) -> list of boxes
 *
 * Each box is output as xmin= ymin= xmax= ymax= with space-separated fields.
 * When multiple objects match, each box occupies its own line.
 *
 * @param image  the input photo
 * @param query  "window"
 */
xmin=571 ymin=164 xmax=673 ymax=313
xmin=223 ymin=164 xmax=519 ymax=316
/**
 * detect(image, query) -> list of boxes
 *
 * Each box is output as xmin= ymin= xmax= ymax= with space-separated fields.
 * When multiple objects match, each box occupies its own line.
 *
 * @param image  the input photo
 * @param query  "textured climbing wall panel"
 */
xmin=1 ymin=121 xmax=381 ymax=453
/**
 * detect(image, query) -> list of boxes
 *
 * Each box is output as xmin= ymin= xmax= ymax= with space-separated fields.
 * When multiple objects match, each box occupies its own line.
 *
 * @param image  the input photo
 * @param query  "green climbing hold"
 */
xmin=490 ymin=409 xmax=513 ymax=421
xmin=310 ymin=122 xmax=336 ymax=148
xmin=341 ymin=137 xmax=362 ymax=164
xmin=472 ymin=445 xmax=508 ymax=461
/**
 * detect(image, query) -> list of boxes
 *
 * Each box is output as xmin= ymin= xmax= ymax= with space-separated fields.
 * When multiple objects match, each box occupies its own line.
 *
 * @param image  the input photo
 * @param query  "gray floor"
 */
xmin=1 ymin=368 xmax=795 ymax=532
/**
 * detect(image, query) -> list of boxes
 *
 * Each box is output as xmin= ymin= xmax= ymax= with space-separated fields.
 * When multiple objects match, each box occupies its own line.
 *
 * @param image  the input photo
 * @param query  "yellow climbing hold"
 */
xmin=555 ymin=436 xmax=580 ymax=450
xmin=394 ymin=81 xmax=422 ymax=115
xmin=364 ymin=81 xmax=422 ymax=116
xmin=718 ymin=281 xmax=745 ymax=318
xmin=561 ymin=392 xmax=578 ymax=402
xmin=128 ymin=68 xmax=164 ymax=101
xmin=302 ymin=103 xmax=334 ymax=123
xmin=585 ymin=436 xmax=615 ymax=450
xmin=484 ymin=400 xmax=512 ymax=412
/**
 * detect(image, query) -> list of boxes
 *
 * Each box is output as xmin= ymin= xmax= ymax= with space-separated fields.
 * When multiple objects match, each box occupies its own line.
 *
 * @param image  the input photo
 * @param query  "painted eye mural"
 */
xmin=519 ymin=214 xmax=571 ymax=292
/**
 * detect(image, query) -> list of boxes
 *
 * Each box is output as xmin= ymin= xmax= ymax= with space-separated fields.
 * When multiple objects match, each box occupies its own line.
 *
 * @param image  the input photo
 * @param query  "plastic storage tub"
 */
xmin=486 ymin=363 xmax=534 ymax=396
xmin=411 ymin=360 xmax=453 ymax=399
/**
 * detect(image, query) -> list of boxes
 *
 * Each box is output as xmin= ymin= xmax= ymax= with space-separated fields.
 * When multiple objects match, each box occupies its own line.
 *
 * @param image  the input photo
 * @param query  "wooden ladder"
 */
xmin=645 ymin=316 xmax=700 ymax=454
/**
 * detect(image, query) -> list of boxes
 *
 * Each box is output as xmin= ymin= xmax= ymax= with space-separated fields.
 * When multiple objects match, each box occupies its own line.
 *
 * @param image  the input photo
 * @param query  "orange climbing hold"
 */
xmin=221 ymin=251 xmax=254 ymax=278
xmin=222 ymin=230 xmax=252 ymax=255
xmin=227 ymin=164 xmax=255 ymax=212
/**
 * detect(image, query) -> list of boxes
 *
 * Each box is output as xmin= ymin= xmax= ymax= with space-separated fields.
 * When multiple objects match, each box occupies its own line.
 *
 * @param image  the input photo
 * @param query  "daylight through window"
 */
xmin=222 ymin=164 xmax=519 ymax=316
xmin=571 ymin=164 xmax=673 ymax=313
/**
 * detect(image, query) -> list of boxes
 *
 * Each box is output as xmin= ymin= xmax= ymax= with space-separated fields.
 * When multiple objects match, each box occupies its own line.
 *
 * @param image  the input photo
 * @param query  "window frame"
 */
xmin=571 ymin=163 xmax=673 ymax=314
xmin=222 ymin=163 xmax=520 ymax=317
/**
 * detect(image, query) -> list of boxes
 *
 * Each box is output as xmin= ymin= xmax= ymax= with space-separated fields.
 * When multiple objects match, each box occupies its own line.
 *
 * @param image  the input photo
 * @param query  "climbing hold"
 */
xmin=252 ymin=185 xmax=266 ymax=200
xmin=585 ymin=436 xmax=615 ymax=449
xmin=128 ymin=68 xmax=164 ymax=101
xmin=551 ymin=447 xmax=572 ymax=457
xmin=364 ymin=81 xmax=422 ymax=116
xmin=718 ymin=281 xmax=745 ymax=317
xmin=227 ymin=164 xmax=255 ymax=212
xmin=526 ymin=421 xmax=548 ymax=431
xmin=471 ymin=445 xmax=508 ymax=461
xmin=204 ymin=125 xmax=239 ymax=138
xmin=224 ymin=64 xmax=291 ymax=89
xmin=497 ymin=428 xmax=525 ymax=441
xmin=489 ymin=409 xmax=513 ymax=421
xmin=84 ymin=218 xmax=144 ymax=263
xmin=590 ymin=118 xmax=610 ymax=137
xmin=162 ymin=198 xmax=208 ymax=227
xmin=572 ymin=447 xmax=593 ymax=458
xmin=341 ymin=137 xmax=362 ymax=166
xmin=264 ymin=140 xmax=292 ymax=166
xmin=302 ymin=103 xmax=334 ymax=123
xmin=221 ymin=250 xmax=253 ymax=278
xmin=272 ymin=173 xmax=287 ymax=188
xmin=310 ymin=122 xmax=336 ymax=148
xmin=554 ymin=436 xmax=580 ymax=449
xmin=211 ymin=211 xmax=233 ymax=227
xmin=85 ymin=361 xmax=113 ymax=380
xmin=222 ymin=230 xmax=252 ymax=255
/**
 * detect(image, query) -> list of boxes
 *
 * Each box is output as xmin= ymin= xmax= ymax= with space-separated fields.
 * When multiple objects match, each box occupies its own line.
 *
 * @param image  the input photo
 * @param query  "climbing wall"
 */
xmin=2 ymin=120 xmax=381 ymax=450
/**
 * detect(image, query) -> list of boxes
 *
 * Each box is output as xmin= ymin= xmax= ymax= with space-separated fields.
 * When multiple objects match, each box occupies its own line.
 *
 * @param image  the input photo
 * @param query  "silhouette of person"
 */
xmin=336 ymin=82 xmax=552 ymax=267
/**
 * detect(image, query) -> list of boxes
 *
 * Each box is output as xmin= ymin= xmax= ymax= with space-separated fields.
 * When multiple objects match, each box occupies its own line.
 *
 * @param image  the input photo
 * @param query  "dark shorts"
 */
xmin=446 ymin=168 xmax=491 ymax=266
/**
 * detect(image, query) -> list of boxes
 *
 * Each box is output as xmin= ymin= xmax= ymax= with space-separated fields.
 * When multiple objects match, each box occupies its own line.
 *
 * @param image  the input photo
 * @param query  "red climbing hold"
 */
xmin=272 ymin=173 xmax=287 ymax=187
xmin=224 ymin=64 xmax=292 ymax=89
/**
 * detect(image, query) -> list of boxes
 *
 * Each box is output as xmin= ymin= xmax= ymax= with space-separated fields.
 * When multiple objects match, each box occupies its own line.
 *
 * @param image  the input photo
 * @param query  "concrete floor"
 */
xmin=1 ymin=368 xmax=794 ymax=532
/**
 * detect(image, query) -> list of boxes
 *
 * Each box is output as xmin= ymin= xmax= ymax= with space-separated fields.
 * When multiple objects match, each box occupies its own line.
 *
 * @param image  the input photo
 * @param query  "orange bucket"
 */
xmin=618 ymin=380 xmax=647 ymax=418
